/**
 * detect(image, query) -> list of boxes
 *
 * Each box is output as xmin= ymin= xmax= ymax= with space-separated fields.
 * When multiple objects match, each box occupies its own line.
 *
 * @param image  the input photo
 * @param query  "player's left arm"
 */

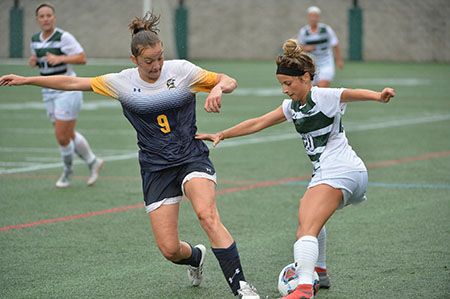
xmin=204 ymin=73 xmax=237 ymax=113
xmin=333 ymin=45 xmax=343 ymax=70
xmin=341 ymin=88 xmax=395 ymax=103
xmin=196 ymin=105 xmax=286 ymax=147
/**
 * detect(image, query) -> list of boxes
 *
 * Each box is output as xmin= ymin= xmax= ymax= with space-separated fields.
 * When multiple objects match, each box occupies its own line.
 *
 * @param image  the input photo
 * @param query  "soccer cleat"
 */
xmin=237 ymin=281 xmax=260 ymax=299
xmin=315 ymin=267 xmax=330 ymax=289
xmin=56 ymin=168 xmax=73 ymax=188
xmin=281 ymin=284 xmax=314 ymax=299
xmin=187 ymin=244 xmax=206 ymax=286
xmin=87 ymin=158 xmax=103 ymax=186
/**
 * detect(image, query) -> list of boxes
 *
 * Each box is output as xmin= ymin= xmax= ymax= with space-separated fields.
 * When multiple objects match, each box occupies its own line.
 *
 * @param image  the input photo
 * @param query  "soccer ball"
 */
xmin=278 ymin=263 xmax=320 ymax=296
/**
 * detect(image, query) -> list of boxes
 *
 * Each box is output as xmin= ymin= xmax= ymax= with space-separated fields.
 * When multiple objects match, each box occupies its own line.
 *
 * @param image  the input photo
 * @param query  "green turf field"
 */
xmin=1 ymin=60 xmax=449 ymax=298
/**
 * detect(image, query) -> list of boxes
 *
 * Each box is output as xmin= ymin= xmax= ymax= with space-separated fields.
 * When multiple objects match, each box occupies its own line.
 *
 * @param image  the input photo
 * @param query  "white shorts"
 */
xmin=313 ymin=57 xmax=335 ymax=83
xmin=43 ymin=90 xmax=83 ymax=122
xmin=308 ymin=171 xmax=368 ymax=210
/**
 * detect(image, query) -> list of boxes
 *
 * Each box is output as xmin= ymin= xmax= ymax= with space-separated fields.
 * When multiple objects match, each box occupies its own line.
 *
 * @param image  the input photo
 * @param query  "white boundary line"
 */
xmin=1 ymin=113 xmax=449 ymax=175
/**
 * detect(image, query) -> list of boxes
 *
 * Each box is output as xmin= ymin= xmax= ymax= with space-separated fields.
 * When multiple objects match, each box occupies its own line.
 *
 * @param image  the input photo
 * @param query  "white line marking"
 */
xmin=0 ymin=128 xmax=135 ymax=135
xmin=340 ymin=78 xmax=431 ymax=86
xmin=0 ymin=153 xmax=138 ymax=174
xmin=0 ymin=100 xmax=120 ymax=111
xmin=0 ymin=147 xmax=136 ymax=154
xmin=1 ymin=113 xmax=449 ymax=174
xmin=213 ymin=113 xmax=450 ymax=148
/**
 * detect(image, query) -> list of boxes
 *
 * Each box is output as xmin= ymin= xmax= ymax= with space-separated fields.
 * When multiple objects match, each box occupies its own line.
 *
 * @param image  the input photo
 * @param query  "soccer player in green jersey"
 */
xmin=30 ymin=2 xmax=102 ymax=187
xmin=197 ymin=39 xmax=395 ymax=299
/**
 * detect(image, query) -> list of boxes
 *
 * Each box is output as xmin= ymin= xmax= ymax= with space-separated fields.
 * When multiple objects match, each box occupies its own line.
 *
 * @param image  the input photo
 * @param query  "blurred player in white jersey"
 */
xmin=30 ymin=2 xmax=102 ymax=188
xmin=298 ymin=6 xmax=343 ymax=87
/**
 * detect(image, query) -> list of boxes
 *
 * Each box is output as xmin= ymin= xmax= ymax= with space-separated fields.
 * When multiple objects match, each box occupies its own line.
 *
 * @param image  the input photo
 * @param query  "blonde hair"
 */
xmin=128 ymin=12 xmax=161 ymax=57
xmin=276 ymin=39 xmax=315 ymax=79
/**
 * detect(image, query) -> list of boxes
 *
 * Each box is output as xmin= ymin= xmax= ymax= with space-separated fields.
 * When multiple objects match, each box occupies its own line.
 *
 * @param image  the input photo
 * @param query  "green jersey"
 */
xmin=282 ymin=87 xmax=366 ymax=177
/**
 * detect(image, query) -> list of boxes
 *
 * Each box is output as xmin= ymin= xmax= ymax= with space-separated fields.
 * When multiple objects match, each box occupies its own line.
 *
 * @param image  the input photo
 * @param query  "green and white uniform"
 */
xmin=30 ymin=27 xmax=84 ymax=122
xmin=282 ymin=86 xmax=368 ymax=209
xmin=298 ymin=23 xmax=338 ymax=83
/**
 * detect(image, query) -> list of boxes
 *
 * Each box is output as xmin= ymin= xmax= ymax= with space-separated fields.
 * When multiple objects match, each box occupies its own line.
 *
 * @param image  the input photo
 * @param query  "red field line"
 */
xmin=0 ymin=204 xmax=144 ymax=232
xmin=1 ymin=150 xmax=449 ymax=232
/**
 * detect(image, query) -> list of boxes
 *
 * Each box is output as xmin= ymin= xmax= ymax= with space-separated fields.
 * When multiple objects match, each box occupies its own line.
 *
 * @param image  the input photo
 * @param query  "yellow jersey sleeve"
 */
xmin=90 ymin=75 xmax=118 ymax=99
xmin=189 ymin=70 xmax=218 ymax=93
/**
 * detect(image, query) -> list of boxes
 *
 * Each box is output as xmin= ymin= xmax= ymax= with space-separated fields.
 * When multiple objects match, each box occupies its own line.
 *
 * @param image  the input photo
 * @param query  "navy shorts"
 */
xmin=141 ymin=158 xmax=216 ymax=213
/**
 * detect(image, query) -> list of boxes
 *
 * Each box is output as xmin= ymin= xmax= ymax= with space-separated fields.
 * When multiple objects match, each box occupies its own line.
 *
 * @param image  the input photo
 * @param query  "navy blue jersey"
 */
xmin=90 ymin=60 xmax=218 ymax=171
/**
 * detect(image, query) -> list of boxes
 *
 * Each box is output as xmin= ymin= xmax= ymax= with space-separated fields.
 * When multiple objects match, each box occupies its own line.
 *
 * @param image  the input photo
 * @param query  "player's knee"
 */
xmin=158 ymin=244 xmax=180 ymax=262
xmin=197 ymin=209 xmax=220 ymax=233
xmin=56 ymin=134 xmax=71 ymax=146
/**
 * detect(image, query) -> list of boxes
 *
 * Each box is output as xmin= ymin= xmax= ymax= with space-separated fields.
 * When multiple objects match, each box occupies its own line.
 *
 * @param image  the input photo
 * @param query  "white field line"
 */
xmin=1 ymin=113 xmax=449 ymax=175
xmin=214 ymin=113 xmax=450 ymax=148
xmin=1 ymin=128 xmax=135 ymax=135
xmin=0 ymin=147 xmax=136 ymax=154
xmin=0 ymin=100 xmax=120 ymax=111
xmin=0 ymin=153 xmax=138 ymax=174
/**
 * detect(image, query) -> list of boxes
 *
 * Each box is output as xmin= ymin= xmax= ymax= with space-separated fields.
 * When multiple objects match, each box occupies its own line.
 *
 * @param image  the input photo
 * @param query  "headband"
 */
xmin=276 ymin=65 xmax=306 ymax=77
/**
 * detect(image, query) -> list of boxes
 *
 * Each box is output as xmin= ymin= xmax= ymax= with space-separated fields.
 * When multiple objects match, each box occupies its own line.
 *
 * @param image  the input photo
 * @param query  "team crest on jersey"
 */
xmin=166 ymin=78 xmax=176 ymax=90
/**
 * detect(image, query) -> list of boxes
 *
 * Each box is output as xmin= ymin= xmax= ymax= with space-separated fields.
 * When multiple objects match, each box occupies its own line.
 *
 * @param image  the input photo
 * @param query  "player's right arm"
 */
xmin=196 ymin=105 xmax=287 ymax=147
xmin=0 ymin=74 xmax=92 ymax=91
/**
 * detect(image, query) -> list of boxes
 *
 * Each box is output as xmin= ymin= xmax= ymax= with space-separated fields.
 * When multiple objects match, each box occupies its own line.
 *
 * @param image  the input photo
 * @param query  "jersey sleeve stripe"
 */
xmin=189 ymin=70 xmax=218 ymax=93
xmin=90 ymin=76 xmax=117 ymax=99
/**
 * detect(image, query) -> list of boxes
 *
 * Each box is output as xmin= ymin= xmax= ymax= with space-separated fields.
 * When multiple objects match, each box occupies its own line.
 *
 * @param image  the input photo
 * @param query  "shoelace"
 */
xmin=239 ymin=284 xmax=258 ymax=295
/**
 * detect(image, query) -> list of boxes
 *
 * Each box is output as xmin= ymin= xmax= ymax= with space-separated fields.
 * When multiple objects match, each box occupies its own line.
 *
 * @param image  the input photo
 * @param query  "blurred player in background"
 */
xmin=1 ymin=11 xmax=260 ymax=299
xmin=197 ymin=39 xmax=395 ymax=299
xmin=298 ymin=6 xmax=343 ymax=87
xmin=30 ymin=2 xmax=102 ymax=188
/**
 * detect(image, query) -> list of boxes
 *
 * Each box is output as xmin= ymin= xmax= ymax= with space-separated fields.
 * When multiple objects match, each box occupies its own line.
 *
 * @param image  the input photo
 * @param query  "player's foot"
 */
xmin=187 ymin=244 xmax=206 ymax=286
xmin=237 ymin=281 xmax=260 ymax=299
xmin=56 ymin=168 xmax=73 ymax=188
xmin=87 ymin=158 xmax=103 ymax=186
xmin=315 ymin=267 xmax=330 ymax=289
xmin=281 ymin=284 xmax=314 ymax=299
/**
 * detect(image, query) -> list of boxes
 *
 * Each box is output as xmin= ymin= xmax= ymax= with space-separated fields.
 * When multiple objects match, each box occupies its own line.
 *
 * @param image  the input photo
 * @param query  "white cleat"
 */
xmin=87 ymin=158 xmax=103 ymax=186
xmin=187 ymin=244 xmax=206 ymax=286
xmin=56 ymin=168 xmax=73 ymax=188
xmin=237 ymin=281 xmax=260 ymax=299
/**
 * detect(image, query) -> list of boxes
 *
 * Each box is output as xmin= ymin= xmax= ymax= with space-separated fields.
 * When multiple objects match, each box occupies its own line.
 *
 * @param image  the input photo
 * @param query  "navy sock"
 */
xmin=212 ymin=241 xmax=246 ymax=295
xmin=172 ymin=243 xmax=202 ymax=267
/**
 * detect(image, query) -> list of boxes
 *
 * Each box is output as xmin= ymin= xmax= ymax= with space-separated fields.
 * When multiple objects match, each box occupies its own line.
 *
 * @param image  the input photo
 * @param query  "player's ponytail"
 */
xmin=128 ymin=11 xmax=162 ymax=57
xmin=276 ymin=39 xmax=315 ymax=80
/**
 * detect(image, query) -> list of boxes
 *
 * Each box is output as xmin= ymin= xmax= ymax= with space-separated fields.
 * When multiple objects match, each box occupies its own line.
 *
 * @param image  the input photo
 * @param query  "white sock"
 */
xmin=59 ymin=140 xmax=74 ymax=171
xmin=316 ymin=226 xmax=327 ymax=269
xmin=294 ymin=235 xmax=318 ymax=285
xmin=73 ymin=131 xmax=96 ymax=165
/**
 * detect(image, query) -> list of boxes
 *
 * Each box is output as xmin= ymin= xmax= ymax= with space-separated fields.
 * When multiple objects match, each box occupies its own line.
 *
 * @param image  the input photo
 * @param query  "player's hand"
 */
xmin=379 ymin=88 xmax=395 ymax=103
xmin=204 ymin=85 xmax=222 ymax=113
xmin=302 ymin=45 xmax=316 ymax=52
xmin=337 ymin=59 xmax=344 ymax=70
xmin=0 ymin=74 xmax=29 ymax=86
xmin=44 ymin=52 xmax=63 ymax=66
xmin=195 ymin=132 xmax=224 ymax=148
xmin=29 ymin=55 xmax=37 ymax=67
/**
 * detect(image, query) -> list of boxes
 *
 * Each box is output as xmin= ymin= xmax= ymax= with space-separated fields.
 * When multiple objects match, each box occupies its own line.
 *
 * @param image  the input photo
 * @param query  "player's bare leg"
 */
xmin=185 ymin=178 xmax=259 ymax=298
xmin=284 ymin=185 xmax=342 ymax=299
xmin=149 ymin=202 xmax=205 ymax=286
